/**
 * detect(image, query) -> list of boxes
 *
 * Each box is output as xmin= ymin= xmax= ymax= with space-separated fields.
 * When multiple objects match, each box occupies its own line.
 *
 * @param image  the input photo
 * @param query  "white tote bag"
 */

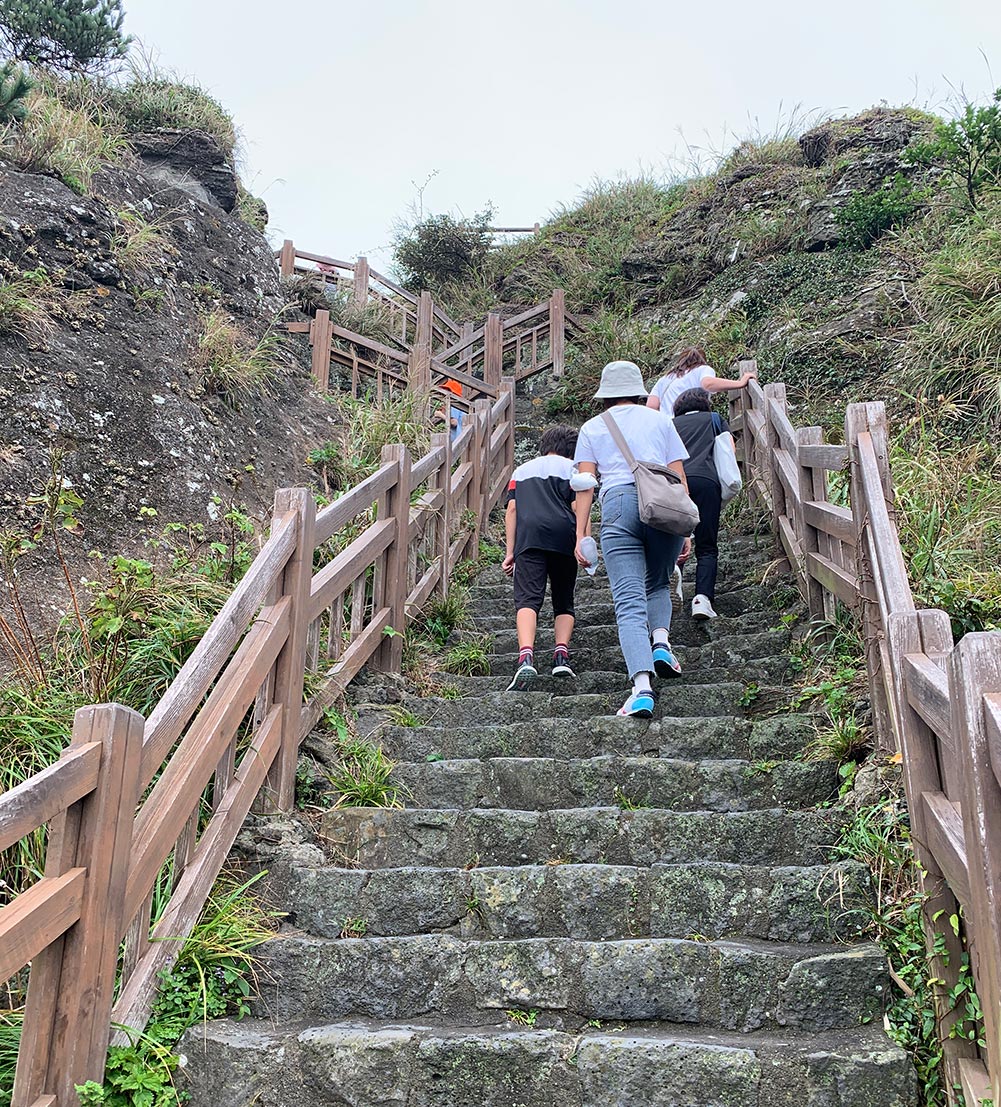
xmin=712 ymin=413 xmax=743 ymax=504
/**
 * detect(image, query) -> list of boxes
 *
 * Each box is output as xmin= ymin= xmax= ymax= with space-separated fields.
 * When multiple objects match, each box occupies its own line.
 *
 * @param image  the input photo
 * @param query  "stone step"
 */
xmin=438 ymin=667 xmax=790 ymax=697
xmin=385 ymin=685 xmax=759 ymax=726
xmin=390 ymin=754 xmax=836 ymax=812
xmin=181 ymin=1018 xmax=916 ymax=1107
xmin=251 ymin=933 xmax=888 ymax=1032
xmin=486 ymin=648 xmax=793 ymax=686
xmin=318 ymin=806 xmax=842 ymax=869
xmin=283 ymin=860 xmax=867 ymax=944
xmin=482 ymin=611 xmax=783 ymax=649
xmin=377 ymin=714 xmax=816 ymax=763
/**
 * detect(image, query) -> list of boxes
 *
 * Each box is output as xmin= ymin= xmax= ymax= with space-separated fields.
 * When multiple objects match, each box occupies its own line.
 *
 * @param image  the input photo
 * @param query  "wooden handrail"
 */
xmin=733 ymin=368 xmax=1001 ymax=1105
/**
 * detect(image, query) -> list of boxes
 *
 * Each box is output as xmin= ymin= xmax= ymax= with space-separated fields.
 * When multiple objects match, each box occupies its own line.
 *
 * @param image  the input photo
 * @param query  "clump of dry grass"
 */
xmin=193 ymin=312 xmax=284 ymax=405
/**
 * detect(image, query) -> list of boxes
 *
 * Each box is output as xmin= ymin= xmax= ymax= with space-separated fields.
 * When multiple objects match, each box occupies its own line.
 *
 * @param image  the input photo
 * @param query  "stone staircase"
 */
xmin=181 ymin=528 xmax=916 ymax=1106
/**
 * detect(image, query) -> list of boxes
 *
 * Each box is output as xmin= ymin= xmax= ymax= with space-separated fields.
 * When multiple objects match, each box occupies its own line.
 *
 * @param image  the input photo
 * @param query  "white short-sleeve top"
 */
xmin=574 ymin=404 xmax=688 ymax=500
xmin=650 ymin=365 xmax=715 ymax=419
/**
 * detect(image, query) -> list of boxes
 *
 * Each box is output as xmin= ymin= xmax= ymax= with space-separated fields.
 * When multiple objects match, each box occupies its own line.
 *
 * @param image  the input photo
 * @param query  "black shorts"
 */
xmin=513 ymin=549 xmax=577 ymax=617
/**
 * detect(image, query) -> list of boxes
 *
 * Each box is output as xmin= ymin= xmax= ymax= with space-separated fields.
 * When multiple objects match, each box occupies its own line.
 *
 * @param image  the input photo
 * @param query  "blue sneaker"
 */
xmin=617 ymin=691 xmax=656 ymax=718
xmin=653 ymin=643 xmax=682 ymax=679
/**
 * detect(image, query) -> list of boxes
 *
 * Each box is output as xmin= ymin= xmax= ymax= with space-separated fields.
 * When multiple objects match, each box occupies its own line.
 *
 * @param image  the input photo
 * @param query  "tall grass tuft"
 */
xmin=193 ymin=312 xmax=284 ymax=406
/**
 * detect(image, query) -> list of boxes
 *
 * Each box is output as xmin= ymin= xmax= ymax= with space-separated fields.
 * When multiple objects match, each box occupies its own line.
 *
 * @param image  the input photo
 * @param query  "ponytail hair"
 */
xmin=670 ymin=346 xmax=709 ymax=378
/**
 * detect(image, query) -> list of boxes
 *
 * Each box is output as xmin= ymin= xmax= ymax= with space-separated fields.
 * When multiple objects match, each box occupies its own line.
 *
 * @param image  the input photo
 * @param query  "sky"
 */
xmin=121 ymin=0 xmax=1001 ymax=273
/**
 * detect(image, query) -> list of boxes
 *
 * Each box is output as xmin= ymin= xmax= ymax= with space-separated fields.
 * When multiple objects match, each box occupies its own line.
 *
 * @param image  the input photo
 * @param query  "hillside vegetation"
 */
xmin=409 ymin=103 xmax=1001 ymax=640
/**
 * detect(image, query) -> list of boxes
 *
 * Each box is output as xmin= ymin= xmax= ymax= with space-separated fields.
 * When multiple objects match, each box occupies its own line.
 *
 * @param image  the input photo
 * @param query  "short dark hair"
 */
xmin=674 ymin=388 xmax=712 ymax=417
xmin=538 ymin=424 xmax=578 ymax=458
xmin=600 ymin=397 xmax=644 ymax=410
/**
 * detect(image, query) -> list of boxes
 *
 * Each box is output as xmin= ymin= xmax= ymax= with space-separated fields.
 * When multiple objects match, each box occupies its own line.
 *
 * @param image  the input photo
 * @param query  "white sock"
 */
xmin=652 ymin=628 xmax=669 ymax=646
xmin=632 ymin=672 xmax=653 ymax=695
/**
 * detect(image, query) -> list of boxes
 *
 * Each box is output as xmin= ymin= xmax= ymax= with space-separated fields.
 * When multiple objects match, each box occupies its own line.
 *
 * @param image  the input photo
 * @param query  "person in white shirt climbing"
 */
xmin=572 ymin=361 xmax=690 ymax=719
xmin=646 ymin=347 xmax=756 ymax=419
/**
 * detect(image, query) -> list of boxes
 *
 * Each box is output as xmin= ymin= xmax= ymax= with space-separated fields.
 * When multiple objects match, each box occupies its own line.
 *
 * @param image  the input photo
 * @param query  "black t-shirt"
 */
xmin=674 ymin=411 xmax=729 ymax=484
xmin=506 ymin=455 xmax=575 ymax=556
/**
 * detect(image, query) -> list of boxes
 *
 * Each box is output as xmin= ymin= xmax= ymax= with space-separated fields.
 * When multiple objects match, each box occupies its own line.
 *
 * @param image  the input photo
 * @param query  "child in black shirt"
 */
xmin=502 ymin=425 xmax=580 ymax=689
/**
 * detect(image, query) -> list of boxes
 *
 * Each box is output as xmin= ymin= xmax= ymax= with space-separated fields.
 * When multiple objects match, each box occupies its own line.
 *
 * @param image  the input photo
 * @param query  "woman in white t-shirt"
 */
xmin=647 ymin=347 xmax=757 ymax=418
xmin=573 ymin=361 xmax=690 ymax=718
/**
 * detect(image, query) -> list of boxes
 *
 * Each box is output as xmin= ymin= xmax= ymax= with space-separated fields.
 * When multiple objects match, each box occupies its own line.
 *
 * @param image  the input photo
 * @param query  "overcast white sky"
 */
xmin=122 ymin=0 xmax=1000 ymax=273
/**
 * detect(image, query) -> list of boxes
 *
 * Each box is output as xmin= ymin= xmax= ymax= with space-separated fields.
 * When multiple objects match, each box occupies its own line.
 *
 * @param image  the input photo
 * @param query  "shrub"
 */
xmin=1 ymin=87 xmax=127 ymax=191
xmin=836 ymin=174 xmax=921 ymax=249
xmin=0 ymin=0 xmax=130 ymax=75
xmin=0 ymin=58 xmax=32 ymax=123
xmin=906 ymin=88 xmax=1001 ymax=210
xmin=193 ymin=312 xmax=283 ymax=406
xmin=394 ymin=208 xmax=493 ymax=293
xmin=101 ymin=62 xmax=238 ymax=160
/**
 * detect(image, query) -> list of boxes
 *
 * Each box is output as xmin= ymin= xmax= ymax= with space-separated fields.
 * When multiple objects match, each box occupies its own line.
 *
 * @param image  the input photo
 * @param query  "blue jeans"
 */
xmin=599 ymin=485 xmax=685 ymax=680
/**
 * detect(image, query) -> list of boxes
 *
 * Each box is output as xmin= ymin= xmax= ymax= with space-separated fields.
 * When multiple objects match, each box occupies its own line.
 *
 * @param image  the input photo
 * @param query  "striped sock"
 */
xmin=553 ymin=644 xmax=569 ymax=667
xmin=519 ymin=647 xmax=534 ymax=666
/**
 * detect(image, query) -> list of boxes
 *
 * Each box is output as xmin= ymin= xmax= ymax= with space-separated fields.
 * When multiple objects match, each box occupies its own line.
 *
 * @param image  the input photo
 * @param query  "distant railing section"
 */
xmin=732 ymin=368 xmax=1001 ymax=1107
xmin=0 ymin=377 xmax=516 ymax=1104
xmin=276 ymin=239 xmax=582 ymax=405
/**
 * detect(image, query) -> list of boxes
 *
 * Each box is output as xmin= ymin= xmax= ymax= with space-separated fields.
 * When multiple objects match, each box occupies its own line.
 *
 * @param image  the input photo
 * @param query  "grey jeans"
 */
xmin=599 ymin=485 xmax=685 ymax=679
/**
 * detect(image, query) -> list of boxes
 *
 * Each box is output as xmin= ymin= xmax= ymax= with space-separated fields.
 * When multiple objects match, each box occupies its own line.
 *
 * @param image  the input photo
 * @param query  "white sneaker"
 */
xmin=691 ymin=595 xmax=718 ymax=621
xmin=672 ymin=566 xmax=683 ymax=602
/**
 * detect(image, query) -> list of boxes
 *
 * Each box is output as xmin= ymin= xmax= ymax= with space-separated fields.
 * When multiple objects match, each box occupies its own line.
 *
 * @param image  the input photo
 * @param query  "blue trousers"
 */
xmin=599 ymin=485 xmax=685 ymax=680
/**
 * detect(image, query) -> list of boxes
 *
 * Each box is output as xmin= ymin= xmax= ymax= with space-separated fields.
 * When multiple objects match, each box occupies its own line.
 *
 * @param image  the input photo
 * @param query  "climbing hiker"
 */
xmin=572 ymin=360 xmax=691 ymax=718
xmin=646 ymin=346 xmax=757 ymax=419
xmin=672 ymin=387 xmax=737 ymax=620
xmin=502 ymin=425 xmax=582 ymax=690
xmin=435 ymin=378 xmax=465 ymax=441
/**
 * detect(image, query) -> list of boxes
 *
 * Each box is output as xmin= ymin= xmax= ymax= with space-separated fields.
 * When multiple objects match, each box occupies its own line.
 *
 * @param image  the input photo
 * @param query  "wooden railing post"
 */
xmin=468 ymin=399 xmax=489 ymax=556
xmin=952 ymin=635 xmax=1001 ymax=1105
xmin=373 ymin=444 xmax=412 ymax=671
xmin=14 ymin=703 xmax=143 ymax=1105
xmin=279 ymin=239 xmax=295 ymax=277
xmin=409 ymin=292 xmax=433 ymax=394
xmin=886 ymin=610 xmax=978 ymax=1102
xmin=762 ymin=382 xmax=787 ymax=565
xmin=353 ymin=256 xmax=370 ymax=307
xmin=549 ymin=288 xmax=566 ymax=378
xmin=846 ymin=402 xmax=895 ymax=750
xmin=796 ymin=426 xmax=828 ymax=619
xmin=260 ymin=488 xmax=315 ymax=812
xmin=484 ymin=312 xmax=503 ymax=389
xmin=311 ymin=308 xmax=331 ymax=392
xmin=502 ymin=377 xmax=516 ymax=476
xmin=430 ymin=431 xmax=452 ymax=599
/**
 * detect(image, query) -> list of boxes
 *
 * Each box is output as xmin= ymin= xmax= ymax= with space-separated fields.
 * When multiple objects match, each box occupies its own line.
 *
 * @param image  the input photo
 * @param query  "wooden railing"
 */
xmin=732 ymin=366 xmax=1001 ymax=1107
xmin=277 ymin=239 xmax=583 ymax=403
xmin=0 ymin=383 xmax=516 ymax=1105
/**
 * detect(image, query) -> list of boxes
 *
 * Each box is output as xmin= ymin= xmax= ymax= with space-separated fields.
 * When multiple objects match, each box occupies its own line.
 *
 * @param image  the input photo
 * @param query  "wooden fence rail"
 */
xmin=0 ymin=368 xmax=517 ymax=1102
xmin=732 ymin=368 xmax=1001 ymax=1106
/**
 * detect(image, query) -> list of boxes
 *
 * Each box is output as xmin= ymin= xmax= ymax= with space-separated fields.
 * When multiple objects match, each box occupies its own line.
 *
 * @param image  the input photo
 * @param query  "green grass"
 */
xmin=0 ymin=267 xmax=59 ymax=344
xmin=193 ymin=312 xmax=284 ymax=406
xmin=328 ymin=737 xmax=407 ymax=808
xmin=112 ymin=207 xmax=175 ymax=278
xmin=440 ymin=634 xmax=492 ymax=677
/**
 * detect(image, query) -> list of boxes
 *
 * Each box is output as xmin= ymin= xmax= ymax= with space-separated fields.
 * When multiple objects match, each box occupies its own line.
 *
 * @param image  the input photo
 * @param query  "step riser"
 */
xmin=485 ymin=653 xmax=793 ymax=686
xmin=481 ymin=612 xmax=779 ymax=646
xmin=318 ymin=808 xmax=843 ymax=869
xmin=253 ymin=935 xmax=887 ymax=1032
xmin=378 ymin=715 xmax=814 ymax=763
xmin=285 ymin=861 xmax=867 ymax=944
xmin=181 ymin=1022 xmax=917 ymax=1107
xmin=391 ymin=756 xmax=837 ymax=812
xmin=440 ymin=665 xmax=793 ymax=694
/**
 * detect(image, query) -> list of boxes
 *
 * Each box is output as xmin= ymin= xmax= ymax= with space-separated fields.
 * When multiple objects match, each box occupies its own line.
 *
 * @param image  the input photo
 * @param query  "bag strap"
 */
xmin=600 ymin=410 xmax=639 ymax=472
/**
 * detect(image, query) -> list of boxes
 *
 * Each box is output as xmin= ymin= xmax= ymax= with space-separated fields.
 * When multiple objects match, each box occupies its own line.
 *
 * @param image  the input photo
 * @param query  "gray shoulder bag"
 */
xmin=600 ymin=411 xmax=700 ymax=536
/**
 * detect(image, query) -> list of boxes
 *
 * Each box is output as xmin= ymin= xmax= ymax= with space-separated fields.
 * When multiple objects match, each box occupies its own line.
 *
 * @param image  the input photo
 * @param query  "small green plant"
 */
xmin=612 ymin=785 xmax=649 ymax=811
xmin=738 ymin=681 xmax=761 ymax=708
xmin=746 ymin=759 xmax=779 ymax=776
xmin=504 ymin=1008 xmax=539 ymax=1028
xmin=386 ymin=704 xmax=423 ymax=728
xmin=836 ymin=174 xmax=921 ymax=249
xmin=440 ymin=634 xmax=492 ymax=677
xmin=329 ymin=737 xmax=407 ymax=808
xmin=0 ymin=266 xmax=59 ymax=344
xmin=112 ymin=207 xmax=174 ymax=277
xmin=906 ymin=88 xmax=1001 ymax=210
xmin=193 ymin=312 xmax=283 ymax=406
xmin=339 ymin=916 xmax=368 ymax=938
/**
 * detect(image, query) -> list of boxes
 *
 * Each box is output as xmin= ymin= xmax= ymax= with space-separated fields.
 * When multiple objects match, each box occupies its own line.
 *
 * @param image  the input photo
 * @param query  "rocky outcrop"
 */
xmin=128 ymin=129 xmax=240 ymax=213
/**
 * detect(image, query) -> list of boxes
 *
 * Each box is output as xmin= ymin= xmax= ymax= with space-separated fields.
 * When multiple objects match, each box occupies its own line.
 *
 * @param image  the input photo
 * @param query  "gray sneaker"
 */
xmin=506 ymin=661 xmax=538 ymax=691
